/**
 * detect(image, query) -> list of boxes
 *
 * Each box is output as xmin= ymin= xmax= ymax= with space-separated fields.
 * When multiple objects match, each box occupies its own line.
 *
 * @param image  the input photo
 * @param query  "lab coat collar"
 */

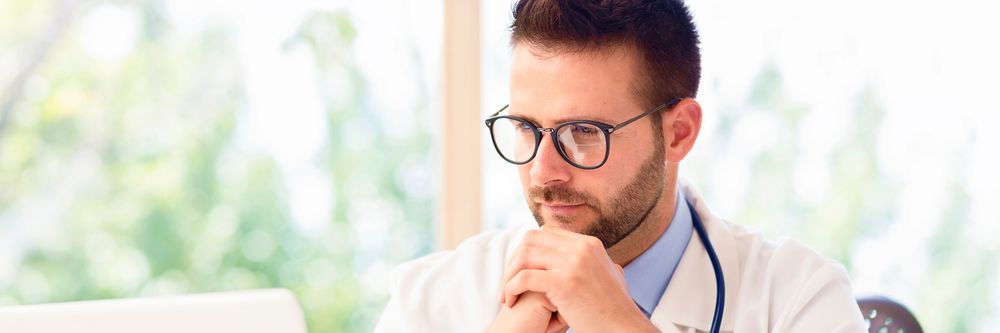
xmin=650 ymin=181 xmax=741 ymax=332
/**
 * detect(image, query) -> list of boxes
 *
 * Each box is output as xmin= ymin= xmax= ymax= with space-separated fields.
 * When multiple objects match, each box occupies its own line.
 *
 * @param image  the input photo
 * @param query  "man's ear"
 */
xmin=661 ymin=98 xmax=702 ymax=163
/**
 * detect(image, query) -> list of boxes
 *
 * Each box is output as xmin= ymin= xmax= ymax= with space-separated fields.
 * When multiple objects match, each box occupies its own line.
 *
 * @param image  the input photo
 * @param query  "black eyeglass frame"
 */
xmin=484 ymin=97 xmax=683 ymax=170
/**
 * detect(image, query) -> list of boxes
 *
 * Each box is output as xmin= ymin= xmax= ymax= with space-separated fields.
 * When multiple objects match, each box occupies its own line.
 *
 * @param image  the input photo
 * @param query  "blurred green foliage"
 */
xmin=688 ymin=63 xmax=996 ymax=332
xmin=1 ymin=0 xmax=433 ymax=332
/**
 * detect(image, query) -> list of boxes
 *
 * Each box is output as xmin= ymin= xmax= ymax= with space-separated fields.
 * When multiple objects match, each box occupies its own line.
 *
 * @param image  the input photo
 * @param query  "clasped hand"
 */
xmin=486 ymin=225 xmax=658 ymax=333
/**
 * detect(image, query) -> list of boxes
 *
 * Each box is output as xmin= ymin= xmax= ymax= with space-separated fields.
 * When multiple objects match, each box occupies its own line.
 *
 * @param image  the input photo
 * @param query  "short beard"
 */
xmin=527 ymin=144 xmax=665 ymax=248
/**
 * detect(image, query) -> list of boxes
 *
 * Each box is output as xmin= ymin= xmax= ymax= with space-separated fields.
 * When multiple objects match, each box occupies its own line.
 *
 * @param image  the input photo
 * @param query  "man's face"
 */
xmin=509 ymin=44 xmax=666 ymax=248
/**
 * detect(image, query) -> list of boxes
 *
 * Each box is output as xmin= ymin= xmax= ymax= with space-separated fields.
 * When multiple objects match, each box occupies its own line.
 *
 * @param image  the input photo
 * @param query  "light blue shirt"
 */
xmin=622 ymin=187 xmax=693 ymax=317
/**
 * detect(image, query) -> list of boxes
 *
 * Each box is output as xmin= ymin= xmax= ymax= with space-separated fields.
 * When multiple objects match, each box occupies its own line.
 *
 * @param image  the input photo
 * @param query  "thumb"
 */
xmin=545 ymin=312 xmax=569 ymax=333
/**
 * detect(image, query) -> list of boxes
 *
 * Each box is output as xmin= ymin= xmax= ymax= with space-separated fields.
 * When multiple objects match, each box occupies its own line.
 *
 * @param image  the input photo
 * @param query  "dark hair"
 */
xmin=511 ymin=0 xmax=701 ymax=110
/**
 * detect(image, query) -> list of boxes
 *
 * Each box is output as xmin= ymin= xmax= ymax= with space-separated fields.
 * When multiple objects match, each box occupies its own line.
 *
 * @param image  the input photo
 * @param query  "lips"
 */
xmin=540 ymin=202 xmax=585 ymax=215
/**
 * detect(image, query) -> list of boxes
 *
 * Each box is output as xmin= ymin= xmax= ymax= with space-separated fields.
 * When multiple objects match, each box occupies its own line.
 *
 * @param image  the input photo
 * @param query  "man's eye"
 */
xmin=571 ymin=125 xmax=598 ymax=135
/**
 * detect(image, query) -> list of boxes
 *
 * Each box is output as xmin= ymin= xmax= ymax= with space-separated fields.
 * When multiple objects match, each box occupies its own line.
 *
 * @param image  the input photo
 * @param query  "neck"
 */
xmin=607 ymin=165 xmax=679 ymax=266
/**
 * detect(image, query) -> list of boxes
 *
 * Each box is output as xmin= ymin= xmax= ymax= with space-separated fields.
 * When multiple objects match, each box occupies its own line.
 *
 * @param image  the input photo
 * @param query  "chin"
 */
xmin=542 ymin=215 xmax=590 ymax=234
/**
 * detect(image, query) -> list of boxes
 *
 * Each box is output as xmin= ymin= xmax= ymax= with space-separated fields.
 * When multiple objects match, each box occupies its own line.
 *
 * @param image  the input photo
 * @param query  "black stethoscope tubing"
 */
xmin=689 ymin=202 xmax=725 ymax=333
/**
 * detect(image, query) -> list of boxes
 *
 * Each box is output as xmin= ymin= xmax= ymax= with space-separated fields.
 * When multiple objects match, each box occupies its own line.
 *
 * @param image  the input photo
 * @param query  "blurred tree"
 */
xmin=692 ymin=62 xmax=996 ymax=332
xmin=0 ymin=0 xmax=434 ymax=332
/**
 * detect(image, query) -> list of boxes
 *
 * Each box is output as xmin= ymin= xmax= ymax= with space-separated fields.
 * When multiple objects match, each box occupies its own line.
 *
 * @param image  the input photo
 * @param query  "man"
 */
xmin=376 ymin=0 xmax=866 ymax=332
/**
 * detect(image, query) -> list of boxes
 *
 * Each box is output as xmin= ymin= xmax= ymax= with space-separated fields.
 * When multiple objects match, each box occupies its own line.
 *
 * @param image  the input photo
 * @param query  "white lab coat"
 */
xmin=375 ymin=183 xmax=867 ymax=332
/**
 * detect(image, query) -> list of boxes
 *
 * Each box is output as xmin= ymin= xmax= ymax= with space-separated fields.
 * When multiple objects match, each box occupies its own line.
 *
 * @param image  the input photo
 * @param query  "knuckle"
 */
xmin=515 ymin=270 xmax=531 ymax=284
xmin=512 ymin=272 xmax=535 ymax=291
xmin=504 ymin=278 xmax=520 ymax=294
xmin=585 ymin=236 xmax=603 ymax=249
xmin=562 ymin=271 xmax=582 ymax=290
xmin=516 ymin=246 xmax=530 ymax=262
xmin=524 ymin=271 xmax=538 ymax=285
xmin=522 ymin=245 xmax=535 ymax=257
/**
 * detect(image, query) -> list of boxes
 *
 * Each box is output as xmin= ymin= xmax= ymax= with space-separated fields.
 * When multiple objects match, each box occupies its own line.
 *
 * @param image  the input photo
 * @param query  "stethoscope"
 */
xmin=688 ymin=202 xmax=725 ymax=333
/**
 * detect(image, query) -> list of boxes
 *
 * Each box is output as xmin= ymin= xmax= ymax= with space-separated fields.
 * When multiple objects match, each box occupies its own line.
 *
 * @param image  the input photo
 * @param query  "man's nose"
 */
xmin=528 ymin=133 xmax=571 ymax=186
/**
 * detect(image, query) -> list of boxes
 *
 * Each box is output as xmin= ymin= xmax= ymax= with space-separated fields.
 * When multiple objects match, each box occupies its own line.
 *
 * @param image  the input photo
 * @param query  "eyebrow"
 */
xmin=507 ymin=110 xmax=618 ymax=127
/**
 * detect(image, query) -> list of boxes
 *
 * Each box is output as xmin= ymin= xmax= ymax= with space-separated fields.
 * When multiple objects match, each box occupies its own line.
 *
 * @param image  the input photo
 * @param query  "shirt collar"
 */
xmin=622 ymin=187 xmax=693 ymax=317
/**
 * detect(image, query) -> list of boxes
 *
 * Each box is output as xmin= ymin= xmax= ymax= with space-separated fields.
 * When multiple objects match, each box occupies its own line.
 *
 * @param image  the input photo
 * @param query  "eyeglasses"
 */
xmin=484 ymin=98 xmax=681 ymax=170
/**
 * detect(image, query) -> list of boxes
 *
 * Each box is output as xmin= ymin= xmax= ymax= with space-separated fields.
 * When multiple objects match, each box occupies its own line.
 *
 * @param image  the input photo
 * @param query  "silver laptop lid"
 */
xmin=0 ymin=289 xmax=308 ymax=333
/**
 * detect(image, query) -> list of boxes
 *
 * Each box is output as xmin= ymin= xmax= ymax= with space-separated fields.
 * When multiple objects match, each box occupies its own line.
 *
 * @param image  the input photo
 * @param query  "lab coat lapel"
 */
xmin=650 ymin=182 xmax=741 ymax=332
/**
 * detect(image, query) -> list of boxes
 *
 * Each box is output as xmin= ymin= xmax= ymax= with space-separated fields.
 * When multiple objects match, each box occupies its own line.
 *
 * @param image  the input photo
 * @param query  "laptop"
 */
xmin=0 ymin=289 xmax=308 ymax=333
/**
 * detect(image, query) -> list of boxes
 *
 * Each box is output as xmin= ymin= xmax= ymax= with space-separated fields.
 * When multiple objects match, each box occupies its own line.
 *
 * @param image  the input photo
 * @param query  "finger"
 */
xmin=501 ymin=245 xmax=563 ymax=294
xmin=541 ymin=223 xmax=605 ymax=246
xmin=545 ymin=313 xmax=569 ymax=333
xmin=521 ymin=228 xmax=576 ymax=252
xmin=500 ymin=234 xmax=546 ymax=303
xmin=537 ymin=225 xmax=606 ymax=255
xmin=499 ymin=245 xmax=561 ymax=303
xmin=499 ymin=230 xmax=569 ymax=303
xmin=504 ymin=269 xmax=554 ymax=308
xmin=535 ymin=292 xmax=558 ymax=312
xmin=544 ymin=311 xmax=568 ymax=333
xmin=540 ymin=223 xmax=584 ymax=237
